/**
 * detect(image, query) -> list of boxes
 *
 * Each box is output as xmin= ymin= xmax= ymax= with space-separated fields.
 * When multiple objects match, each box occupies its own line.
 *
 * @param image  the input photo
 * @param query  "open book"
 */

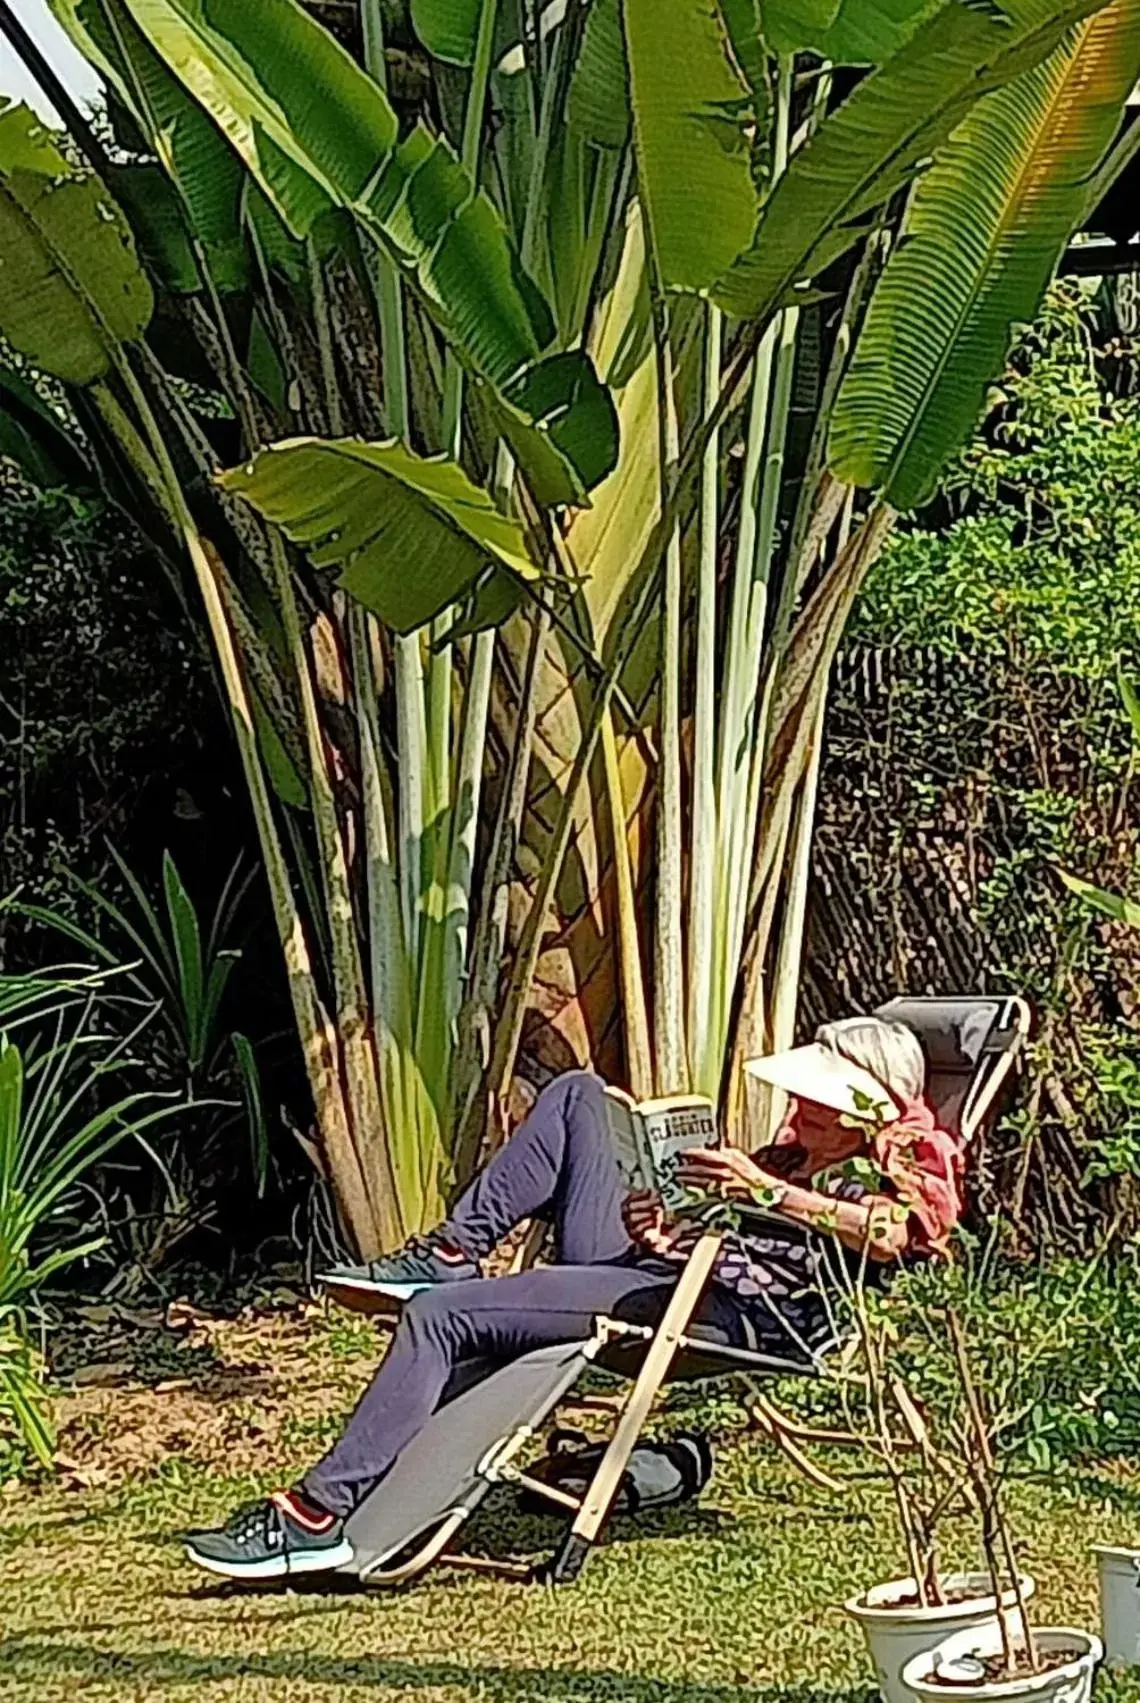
xmin=602 ymin=1088 xmax=719 ymax=1216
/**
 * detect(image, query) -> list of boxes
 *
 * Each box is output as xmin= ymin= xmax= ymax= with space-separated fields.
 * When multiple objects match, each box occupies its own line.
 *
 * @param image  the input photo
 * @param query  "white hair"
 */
xmin=814 ymin=1015 xmax=926 ymax=1104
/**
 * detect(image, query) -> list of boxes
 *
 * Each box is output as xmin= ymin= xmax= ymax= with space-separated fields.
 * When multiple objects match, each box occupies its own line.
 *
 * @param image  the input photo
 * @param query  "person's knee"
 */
xmin=401 ymin=1286 xmax=464 ymax=1336
xmin=537 ymin=1068 xmax=604 ymax=1117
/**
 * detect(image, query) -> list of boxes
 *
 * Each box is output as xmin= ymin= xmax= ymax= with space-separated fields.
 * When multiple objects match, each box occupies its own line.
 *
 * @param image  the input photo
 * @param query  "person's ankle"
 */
xmin=273 ymin=1487 xmax=338 ymax=1531
xmin=431 ymin=1231 xmax=476 ymax=1264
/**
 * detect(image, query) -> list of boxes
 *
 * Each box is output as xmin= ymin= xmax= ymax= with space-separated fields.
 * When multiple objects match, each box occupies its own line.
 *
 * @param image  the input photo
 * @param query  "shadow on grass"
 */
xmin=459 ymin=1496 xmax=737 ymax=1557
xmin=0 ymin=1640 xmax=874 ymax=1702
xmin=163 ymin=1501 xmax=742 ymax=1604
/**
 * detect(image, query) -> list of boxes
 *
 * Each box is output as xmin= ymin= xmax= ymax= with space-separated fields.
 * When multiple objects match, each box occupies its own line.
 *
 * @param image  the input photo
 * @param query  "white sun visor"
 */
xmin=744 ymin=1043 xmax=901 ymax=1121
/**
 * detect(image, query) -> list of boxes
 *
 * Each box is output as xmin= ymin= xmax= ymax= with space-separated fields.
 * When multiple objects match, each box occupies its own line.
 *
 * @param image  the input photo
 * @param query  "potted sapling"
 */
xmin=779 ymin=1130 xmax=1038 ymax=1703
xmin=902 ymin=1309 xmax=1101 ymax=1703
xmin=835 ymin=1263 xmax=1037 ymax=1703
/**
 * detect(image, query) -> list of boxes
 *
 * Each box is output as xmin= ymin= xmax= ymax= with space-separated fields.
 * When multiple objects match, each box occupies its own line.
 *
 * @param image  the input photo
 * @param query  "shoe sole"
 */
xmin=317 ymin=1275 xmax=432 ymax=1299
xmin=183 ymin=1537 xmax=355 ymax=1581
xmin=316 ymin=1277 xmax=427 ymax=1317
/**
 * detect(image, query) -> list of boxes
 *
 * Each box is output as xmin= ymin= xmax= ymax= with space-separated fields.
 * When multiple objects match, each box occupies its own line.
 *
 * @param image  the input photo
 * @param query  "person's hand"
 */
xmin=622 ymin=1189 xmax=678 ymax=1254
xmin=674 ymin=1146 xmax=786 ymax=1202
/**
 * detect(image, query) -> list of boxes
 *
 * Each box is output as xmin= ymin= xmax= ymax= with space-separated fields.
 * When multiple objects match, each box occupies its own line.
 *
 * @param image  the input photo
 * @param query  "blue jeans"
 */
xmin=302 ymin=1072 xmax=748 ymax=1515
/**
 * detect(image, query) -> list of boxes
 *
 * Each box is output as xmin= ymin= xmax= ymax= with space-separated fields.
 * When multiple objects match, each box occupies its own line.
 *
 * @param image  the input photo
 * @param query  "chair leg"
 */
xmin=747 ymin=1389 xmax=862 ymax=1448
xmin=541 ymin=1232 xmax=724 ymax=1586
xmin=746 ymin=1394 xmax=846 ymax=1493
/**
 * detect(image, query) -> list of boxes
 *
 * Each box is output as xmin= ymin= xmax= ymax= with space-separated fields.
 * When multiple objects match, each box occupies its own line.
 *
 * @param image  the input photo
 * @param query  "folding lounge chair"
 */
xmin=337 ymin=993 xmax=1030 ymax=1591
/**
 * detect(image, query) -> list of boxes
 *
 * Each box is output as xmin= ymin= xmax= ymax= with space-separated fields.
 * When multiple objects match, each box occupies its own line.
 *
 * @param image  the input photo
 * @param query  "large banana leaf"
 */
xmin=622 ymin=0 xmax=761 ymax=291
xmin=0 ymin=102 xmax=153 ymax=385
xmin=107 ymin=0 xmax=617 ymax=501
xmin=219 ymin=437 xmax=541 ymax=632
xmin=830 ymin=0 xmax=1140 ymax=508
xmin=569 ymin=0 xmax=630 ymax=147
xmin=50 ymin=0 xmax=249 ymax=290
xmin=713 ymin=0 xmax=1115 ymax=327
xmin=114 ymin=0 xmax=390 ymax=232
xmin=759 ymin=0 xmax=934 ymax=62
xmin=109 ymin=161 xmax=199 ymax=291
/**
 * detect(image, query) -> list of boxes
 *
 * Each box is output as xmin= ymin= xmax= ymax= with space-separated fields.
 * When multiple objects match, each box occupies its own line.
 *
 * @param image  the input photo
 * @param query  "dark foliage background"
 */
xmin=0 ymin=473 xmax=311 ymax=1282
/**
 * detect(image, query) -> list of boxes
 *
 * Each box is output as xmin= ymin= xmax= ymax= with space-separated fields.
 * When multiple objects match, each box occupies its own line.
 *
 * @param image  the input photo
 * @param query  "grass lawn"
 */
xmin=4 ymin=1297 xmax=1140 ymax=1703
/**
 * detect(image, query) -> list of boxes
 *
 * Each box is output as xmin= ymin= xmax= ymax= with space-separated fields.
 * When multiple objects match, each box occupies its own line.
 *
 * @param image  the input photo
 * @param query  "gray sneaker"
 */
xmin=184 ymin=1494 xmax=353 ymax=1581
xmin=317 ymin=1233 xmax=481 ymax=1306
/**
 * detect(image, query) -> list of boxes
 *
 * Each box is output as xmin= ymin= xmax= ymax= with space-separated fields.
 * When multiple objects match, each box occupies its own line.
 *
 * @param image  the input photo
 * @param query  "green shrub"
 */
xmin=0 ymin=967 xmax=175 ymax=1470
xmin=815 ymin=280 xmax=1140 ymax=1241
xmin=0 ymin=478 xmax=207 ymax=944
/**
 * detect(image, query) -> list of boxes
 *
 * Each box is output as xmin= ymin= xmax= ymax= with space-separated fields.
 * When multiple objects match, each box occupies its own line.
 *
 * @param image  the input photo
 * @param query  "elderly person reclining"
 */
xmin=184 ymin=1014 xmax=962 ymax=1580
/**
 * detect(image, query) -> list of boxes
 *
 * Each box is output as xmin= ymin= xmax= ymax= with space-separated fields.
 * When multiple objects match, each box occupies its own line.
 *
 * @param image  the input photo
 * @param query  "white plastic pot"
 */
xmin=902 ymin=1624 xmax=1102 ymax=1703
xmin=846 ymin=1572 xmax=1037 ymax=1703
xmin=1094 ymin=1544 xmax=1140 ymax=1667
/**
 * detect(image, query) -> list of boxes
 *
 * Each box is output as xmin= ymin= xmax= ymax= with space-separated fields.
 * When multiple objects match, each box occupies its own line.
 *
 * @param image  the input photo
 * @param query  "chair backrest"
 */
xmin=872 ymin=994 xmax=1031 ymax=1143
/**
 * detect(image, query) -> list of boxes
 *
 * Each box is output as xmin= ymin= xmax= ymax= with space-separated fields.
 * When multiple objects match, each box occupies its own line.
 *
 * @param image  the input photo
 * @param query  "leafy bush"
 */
xmin=774 ymin=1242 xmax=1140 ymax=1471
xmin=1 ymin=477 xmax=300 ymax=1272
xmin=811 ymin=281 xmax=1140 ymax=1242
xmin=11 ymin=847 xmax=277 ymax=1281
xmin=0 ymin=478 xmax=208 ymax=933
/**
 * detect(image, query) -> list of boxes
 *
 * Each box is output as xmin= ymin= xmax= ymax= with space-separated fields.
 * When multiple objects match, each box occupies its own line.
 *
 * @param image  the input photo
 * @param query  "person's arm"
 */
xmin=674 ymin=1147 xmax=910 ymax=1262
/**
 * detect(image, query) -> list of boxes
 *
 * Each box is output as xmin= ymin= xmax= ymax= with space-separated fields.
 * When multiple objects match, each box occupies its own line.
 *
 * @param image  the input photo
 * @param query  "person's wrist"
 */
xmin=777 ymin=1181 xmax=816 ymax=1219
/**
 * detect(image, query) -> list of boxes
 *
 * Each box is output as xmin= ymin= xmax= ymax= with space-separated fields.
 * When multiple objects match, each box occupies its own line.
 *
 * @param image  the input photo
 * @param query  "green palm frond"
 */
xmin=830 ymin=0 xmax=1140 ymax=508
xmin=220 ymin=436 xmax=541 ymax=633
xmin=623 ymin=0 xmax=761 ymax=291
xmin=714 ymin=0 xmax=1115 ymax=328
xmin=0 ymin=101 xmax=153 ymax=384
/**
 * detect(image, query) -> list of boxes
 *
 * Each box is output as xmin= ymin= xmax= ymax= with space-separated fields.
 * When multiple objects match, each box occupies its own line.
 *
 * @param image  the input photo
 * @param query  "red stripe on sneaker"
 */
xmin=271 ymin=1490 xmax=335 ymax=1533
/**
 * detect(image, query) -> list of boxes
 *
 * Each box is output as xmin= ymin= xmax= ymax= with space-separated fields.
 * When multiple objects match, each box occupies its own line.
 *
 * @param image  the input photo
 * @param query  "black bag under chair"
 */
xmin=516 ymin=1427 xmax=714 ymax=1517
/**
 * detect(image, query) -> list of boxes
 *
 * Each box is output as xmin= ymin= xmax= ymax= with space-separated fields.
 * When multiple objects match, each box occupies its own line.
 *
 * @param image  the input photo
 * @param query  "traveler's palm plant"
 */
xmin=1 ymin=0 xmax=1138 ymax=1253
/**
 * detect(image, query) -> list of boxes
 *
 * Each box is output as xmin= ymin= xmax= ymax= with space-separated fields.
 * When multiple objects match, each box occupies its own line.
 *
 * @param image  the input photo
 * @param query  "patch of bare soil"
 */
xmin=35 ymin=1284 xmax=390 ymax=1492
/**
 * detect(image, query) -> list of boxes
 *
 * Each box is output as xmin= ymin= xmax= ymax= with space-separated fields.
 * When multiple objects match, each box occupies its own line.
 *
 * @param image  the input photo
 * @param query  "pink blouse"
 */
xmin=761 ymin=1095 xmax=965 ymax=1255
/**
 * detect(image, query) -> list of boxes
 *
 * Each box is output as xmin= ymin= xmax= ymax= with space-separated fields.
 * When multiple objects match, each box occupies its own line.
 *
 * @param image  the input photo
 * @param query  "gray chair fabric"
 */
xmin=873 ymin=994 xmax=1024 ymax=1140
xmin=342 ymin=1337 xmax=595 ymax=1580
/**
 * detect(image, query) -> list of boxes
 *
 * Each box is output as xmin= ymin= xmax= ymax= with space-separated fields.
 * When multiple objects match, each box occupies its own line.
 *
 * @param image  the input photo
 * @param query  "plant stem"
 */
xmin=308 ymin=238 xmax=346 ymax=437
xmin=647 ymin=254 xmax=686 ymax=1095
xmin=765 ymin=496 xmax=853 ymax=1060
xmin=103 ymin=361 xmax=379 ymax=1253
xmin=949 ymin=1310 xmax=1038 ymax=1676
xmin=853 ymin=1282 xmax=927 ymax=1595
xmin=603 ymin=704 xmax=653 ymax=1099
xmin=452 ymin=593 xmax=551 ymax=1176
xmin=688 ymin=301 xmax=721 ymax=1094
xmin=484 ymin=309 xmax=771 ymax=1121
